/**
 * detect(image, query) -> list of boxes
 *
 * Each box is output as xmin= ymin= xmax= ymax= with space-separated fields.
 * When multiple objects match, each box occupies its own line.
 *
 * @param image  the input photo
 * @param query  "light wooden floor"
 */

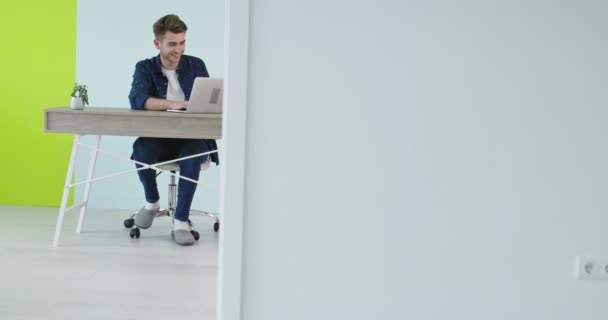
xmin=0 ymin=205 xmax=218 ymax=320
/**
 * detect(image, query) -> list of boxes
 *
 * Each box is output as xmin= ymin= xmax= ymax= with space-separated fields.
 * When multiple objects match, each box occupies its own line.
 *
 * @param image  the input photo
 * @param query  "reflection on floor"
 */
xmin=0 ymin=205 xmax=218 ymax=320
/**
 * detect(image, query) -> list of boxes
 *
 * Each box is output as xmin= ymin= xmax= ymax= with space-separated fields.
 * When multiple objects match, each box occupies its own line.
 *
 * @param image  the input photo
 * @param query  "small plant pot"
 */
xmin=70 ymin=96 xmax=85 ymax=110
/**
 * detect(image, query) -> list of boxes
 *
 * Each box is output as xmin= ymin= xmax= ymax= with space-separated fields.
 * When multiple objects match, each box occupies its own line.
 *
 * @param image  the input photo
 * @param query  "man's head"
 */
xmin=153 ymin=14 xmax=188 ymax=69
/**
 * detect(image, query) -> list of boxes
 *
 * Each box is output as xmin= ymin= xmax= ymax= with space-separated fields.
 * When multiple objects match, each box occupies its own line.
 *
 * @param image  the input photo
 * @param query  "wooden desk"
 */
xmin=44 ymin=107 xmax=222 ymax=247
xmin=44 ymin=106 xmax=222 ymax=139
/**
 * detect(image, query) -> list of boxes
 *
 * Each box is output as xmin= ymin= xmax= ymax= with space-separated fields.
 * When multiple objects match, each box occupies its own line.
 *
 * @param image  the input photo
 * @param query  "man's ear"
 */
xmin=154 ymin=38 xmax=160 ymax=49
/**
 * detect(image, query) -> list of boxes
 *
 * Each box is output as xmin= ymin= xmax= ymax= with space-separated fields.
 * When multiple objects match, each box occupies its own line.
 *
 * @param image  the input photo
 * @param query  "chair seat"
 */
xmin=156 ymin=159 xmax=211 ymax=172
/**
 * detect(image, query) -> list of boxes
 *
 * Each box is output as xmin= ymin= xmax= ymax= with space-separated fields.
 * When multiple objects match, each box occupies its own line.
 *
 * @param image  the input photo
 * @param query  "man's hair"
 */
xmin=153 ymin=14 xmax=188 ymax=40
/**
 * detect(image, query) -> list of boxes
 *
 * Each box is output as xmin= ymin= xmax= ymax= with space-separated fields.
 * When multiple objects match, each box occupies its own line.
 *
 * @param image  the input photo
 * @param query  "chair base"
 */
xmin=123 ymin=209 xmax=219 ymax=239
xmin=124 ymin=168 xmax=220 ymax=239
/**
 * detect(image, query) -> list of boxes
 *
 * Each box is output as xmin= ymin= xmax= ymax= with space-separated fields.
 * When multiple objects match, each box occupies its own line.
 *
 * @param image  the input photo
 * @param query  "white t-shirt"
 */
xmin=162 ymin=68 xmax=186 ymax=101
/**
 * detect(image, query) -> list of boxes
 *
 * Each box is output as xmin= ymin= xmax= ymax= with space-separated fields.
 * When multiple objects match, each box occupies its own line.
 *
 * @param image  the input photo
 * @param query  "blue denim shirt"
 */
xmin=128 ymin=54 xmax=209 ymax=109
xmin=128 ymin=54 xmax=218 ymax=165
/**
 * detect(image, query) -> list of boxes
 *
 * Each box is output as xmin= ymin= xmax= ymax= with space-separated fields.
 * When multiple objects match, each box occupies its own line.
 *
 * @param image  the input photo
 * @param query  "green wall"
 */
xmin=0 ymin=1 xmax=76 ymax=206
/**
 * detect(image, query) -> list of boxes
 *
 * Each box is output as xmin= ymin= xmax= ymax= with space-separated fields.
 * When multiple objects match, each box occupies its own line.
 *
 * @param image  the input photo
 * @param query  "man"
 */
xmin=128 ymin=14 xmax=218 ymax=246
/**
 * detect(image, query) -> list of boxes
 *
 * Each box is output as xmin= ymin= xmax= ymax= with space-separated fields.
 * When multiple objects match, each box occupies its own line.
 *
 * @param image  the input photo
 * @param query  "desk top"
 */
xmin=44 ymin=107 xmax=222 ymax=139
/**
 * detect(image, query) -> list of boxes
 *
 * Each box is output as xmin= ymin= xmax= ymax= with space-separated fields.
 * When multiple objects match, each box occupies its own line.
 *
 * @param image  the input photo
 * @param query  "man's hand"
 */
xmin=167 ymin=100 xmax=188 ymax=110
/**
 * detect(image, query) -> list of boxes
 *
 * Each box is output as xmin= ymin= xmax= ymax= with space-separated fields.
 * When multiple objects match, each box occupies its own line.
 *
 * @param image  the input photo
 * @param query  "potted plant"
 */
xmin=70 ymin=82 xmax=89 ymax=110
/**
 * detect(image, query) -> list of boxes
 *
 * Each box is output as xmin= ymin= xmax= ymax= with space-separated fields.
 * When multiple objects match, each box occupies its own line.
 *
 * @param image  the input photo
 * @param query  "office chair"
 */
xmin=123 ymin=160 xmax=220 ymax=239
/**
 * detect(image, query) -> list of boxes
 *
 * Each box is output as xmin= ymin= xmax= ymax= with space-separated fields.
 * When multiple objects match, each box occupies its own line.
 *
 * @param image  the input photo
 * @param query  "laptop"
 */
xmin=167 ymin=77 xmax=223 ymax=113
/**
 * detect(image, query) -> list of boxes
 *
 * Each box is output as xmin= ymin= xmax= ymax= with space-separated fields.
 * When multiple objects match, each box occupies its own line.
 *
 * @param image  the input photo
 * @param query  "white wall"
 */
xmin=237 ymin=0 xmax=608 ymax=319
xmin=75 ymin=0 xmax=224 ymax=212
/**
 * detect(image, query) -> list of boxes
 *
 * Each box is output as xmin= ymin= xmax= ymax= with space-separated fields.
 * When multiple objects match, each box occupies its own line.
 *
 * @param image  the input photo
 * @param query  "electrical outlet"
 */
xmin=575 ymin=256 xmax=608 ymax=280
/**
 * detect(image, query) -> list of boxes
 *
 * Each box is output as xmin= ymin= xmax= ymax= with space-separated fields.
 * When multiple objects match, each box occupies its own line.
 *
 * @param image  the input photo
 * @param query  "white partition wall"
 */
xmin=75 ymin=0 xmax=224 ymax=212
xmin=222 ymin=0 xmax=608 ymax=319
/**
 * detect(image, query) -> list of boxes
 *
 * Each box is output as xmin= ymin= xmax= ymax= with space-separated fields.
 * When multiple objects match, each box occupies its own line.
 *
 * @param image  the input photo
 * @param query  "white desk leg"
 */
xmin=53 ymin=134 xmax=82 ymax=247
xmin=76 ymin=135 xmax=101 ymax=233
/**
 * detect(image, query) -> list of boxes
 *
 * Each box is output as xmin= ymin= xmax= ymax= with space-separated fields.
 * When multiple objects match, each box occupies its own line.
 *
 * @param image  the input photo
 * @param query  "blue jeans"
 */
xmin=132 ymin=137 xmax=209 ymax=221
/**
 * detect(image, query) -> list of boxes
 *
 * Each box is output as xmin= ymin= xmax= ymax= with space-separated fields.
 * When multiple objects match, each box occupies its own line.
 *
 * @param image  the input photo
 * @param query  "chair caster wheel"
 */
xmin=124 ymin=218 xmax=134 ymax=228
xmin=191 ymin=230 xmax=200 ymax=241
xmin=130 ymin=228 xmax=140 ymax=239
xmin=213 ymin=222 xmax=220 ymax=232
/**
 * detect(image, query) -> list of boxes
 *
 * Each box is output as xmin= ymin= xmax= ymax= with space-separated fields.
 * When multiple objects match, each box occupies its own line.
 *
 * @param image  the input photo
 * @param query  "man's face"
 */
xmin=155 ymin=31 xmax=186 ymax=68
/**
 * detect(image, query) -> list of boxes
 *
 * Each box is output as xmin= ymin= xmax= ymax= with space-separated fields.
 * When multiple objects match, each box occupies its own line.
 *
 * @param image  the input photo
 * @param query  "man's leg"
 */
xmin=172 ymin=139 xmax=209 ymax=245
xmin=132 ymin=137 xmax=167 ymax=229
xmin=174 ymin=139 xmax=209 ymax=221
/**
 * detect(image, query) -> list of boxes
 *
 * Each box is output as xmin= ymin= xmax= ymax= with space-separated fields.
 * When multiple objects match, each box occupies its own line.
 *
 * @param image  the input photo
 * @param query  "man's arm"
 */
xmin=129 ymin=61 xmax=153 ymax=110
xmin=143 ymin=97 xmax=188 ymax=111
